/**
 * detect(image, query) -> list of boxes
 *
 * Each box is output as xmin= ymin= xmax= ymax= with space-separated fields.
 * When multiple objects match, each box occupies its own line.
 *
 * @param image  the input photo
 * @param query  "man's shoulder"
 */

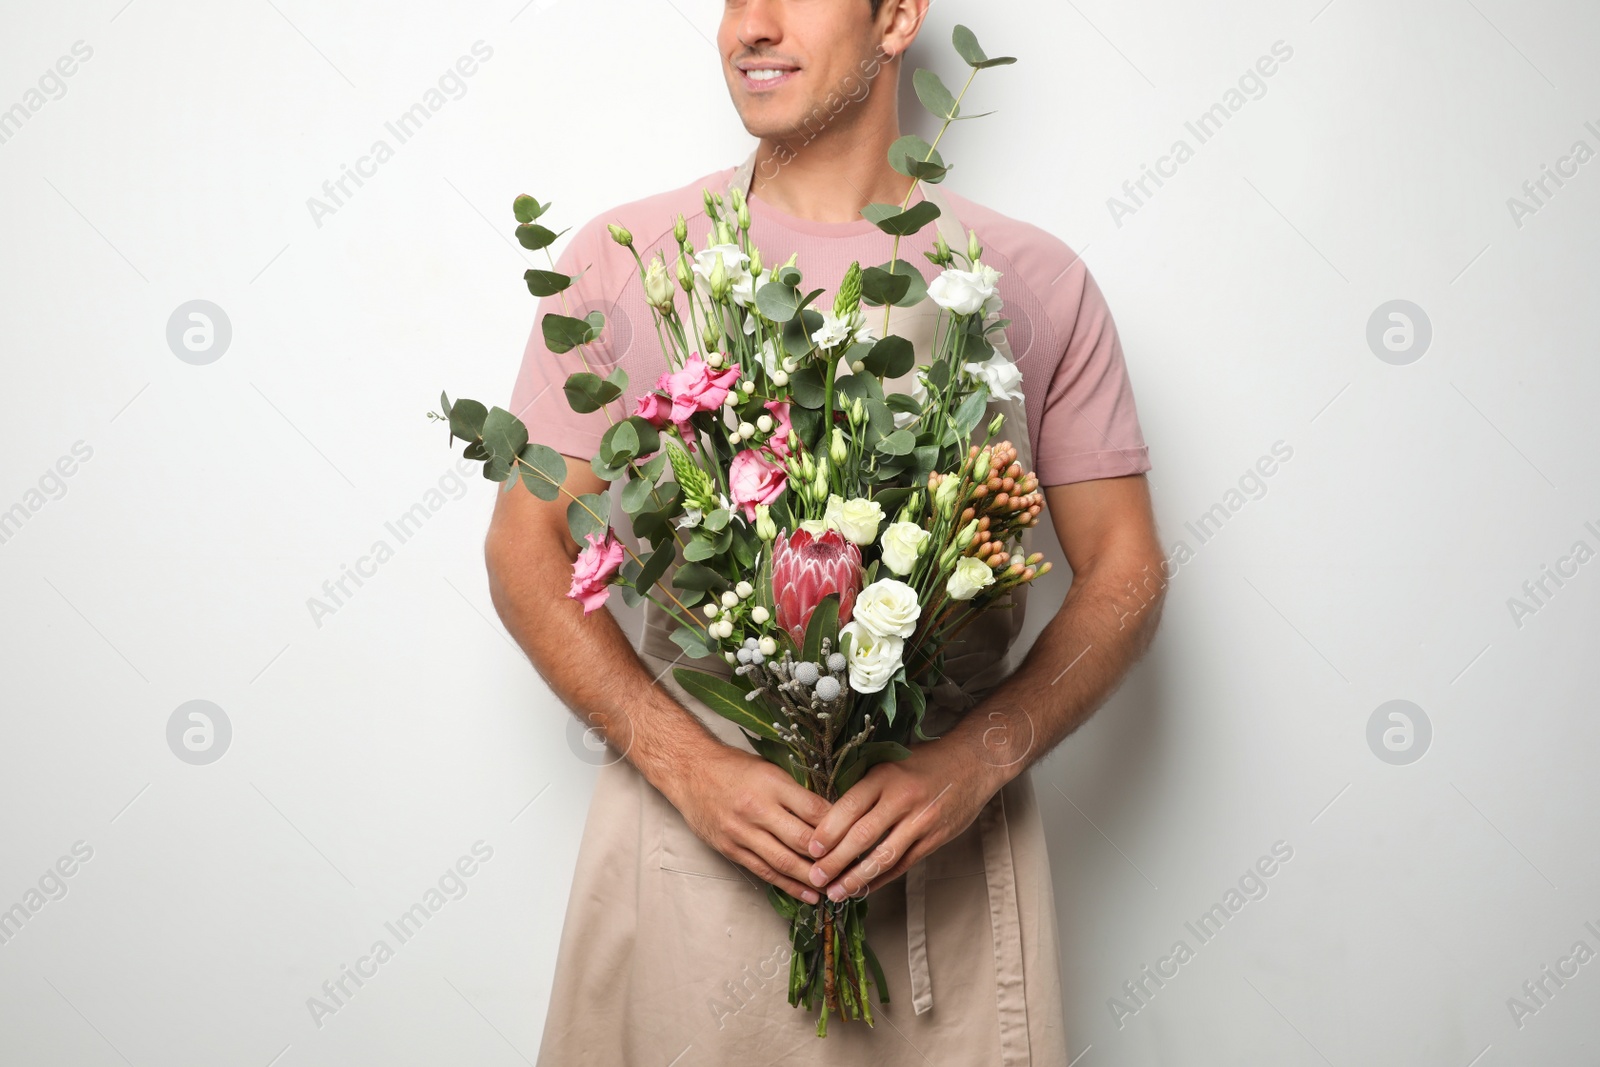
xmin=939 ymin=186 xmax=1089 ymax=290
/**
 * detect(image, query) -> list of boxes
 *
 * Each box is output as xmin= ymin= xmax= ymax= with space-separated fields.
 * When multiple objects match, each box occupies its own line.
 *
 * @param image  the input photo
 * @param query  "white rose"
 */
xmin=962 ymin=354 xmax=1024 ymax=402
xmin=879 ymin=521 xmax=931 ymax=576
xmin=824 ymin=494 xmax=884 ymax=546
xmin=692 ymin=244 xmax=754 ymax=306
xmin=797 ymin=518 xmax=830 ymax=536
xmin=946 ymin=556 xmax=996 ymax=601
xmin=928 ymin=262 xmax=1002 ymax=317
xmin=839 ymin=620 xmax=904 ymax=694
xmin=853 ymin=578 xmax=921 ymax=639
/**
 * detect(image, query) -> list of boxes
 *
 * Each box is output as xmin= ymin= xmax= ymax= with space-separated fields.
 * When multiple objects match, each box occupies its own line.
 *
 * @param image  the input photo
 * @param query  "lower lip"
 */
xmin=741 ymin=68 xmax=799 ymax=92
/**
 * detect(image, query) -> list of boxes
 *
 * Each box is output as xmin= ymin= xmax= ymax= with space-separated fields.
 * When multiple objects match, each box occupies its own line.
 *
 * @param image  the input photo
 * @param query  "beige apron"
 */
xmin=535 ymin=152 xmax=1066 ymax=1066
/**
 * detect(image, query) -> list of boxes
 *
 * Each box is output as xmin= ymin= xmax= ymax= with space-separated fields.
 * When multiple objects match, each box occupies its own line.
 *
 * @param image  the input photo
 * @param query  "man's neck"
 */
xmin=747 ymin=130 xmax=917 ymax=225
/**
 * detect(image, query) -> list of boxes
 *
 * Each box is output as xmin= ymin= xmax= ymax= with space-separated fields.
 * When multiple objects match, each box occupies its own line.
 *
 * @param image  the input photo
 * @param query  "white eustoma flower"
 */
xmin=758 ymin=338 xmax=784 ymax=378
xmin=853 ymin=578 xmax=921 ymax=639
xmin=809 ymin=308 xmax=875 ymax=349
xmin=839 ymin=620 xmax=904 ymax=694
xmin=879 ymin=521 xmax=932 ymax=576
xmin=946 ymin=556 xmax=996 ymax=600
xmin=928 ymin=261 xmax=1003 ymax=317
xmin=823 ymin=494 xmax=884 ymax=546
xmin=963 ymin=353 xmax=1024 ymax=402
xmin=692 ymin=244 xmax=754 ymax=306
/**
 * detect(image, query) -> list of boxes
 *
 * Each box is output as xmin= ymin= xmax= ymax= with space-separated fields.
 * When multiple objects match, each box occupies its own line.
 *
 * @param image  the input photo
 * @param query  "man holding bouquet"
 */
xmin=485 ymin=0 xmax=1166 ymax=1062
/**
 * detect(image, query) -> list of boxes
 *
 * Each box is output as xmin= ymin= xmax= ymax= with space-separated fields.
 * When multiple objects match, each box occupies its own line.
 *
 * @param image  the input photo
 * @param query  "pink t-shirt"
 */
xmin=508 ymin=165 xmax=1151 ymax=487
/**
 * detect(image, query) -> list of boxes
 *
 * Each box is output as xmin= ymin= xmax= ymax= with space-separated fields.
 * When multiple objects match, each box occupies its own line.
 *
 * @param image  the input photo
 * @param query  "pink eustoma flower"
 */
xmin=728 ymin=449 xmax=787 ymax=522
xmin=762 ymin=399 xmax=794 ymax=459
xmin=772 ymin=527 xmax=862 ymax=645
xmin=568 ymin=528 xmax=625 ymax=613
xmin=654 ymin=353 xmax=741 ymax=445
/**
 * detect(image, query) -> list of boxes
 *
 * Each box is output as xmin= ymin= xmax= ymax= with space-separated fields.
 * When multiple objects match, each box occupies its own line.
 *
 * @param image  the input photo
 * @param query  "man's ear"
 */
xmin=881 ymin=0 xmax=931 ymax=58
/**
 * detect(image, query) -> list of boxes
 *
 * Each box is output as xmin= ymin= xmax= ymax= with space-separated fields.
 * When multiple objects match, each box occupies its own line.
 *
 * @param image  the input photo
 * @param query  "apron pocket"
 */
xmin=657 ymin=802 xmax=752 ymax=882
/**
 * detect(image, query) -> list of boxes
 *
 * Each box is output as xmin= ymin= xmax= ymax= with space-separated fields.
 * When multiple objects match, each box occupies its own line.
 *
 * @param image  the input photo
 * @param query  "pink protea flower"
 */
xmin=728 ymin=448 xmax=787 ymax=521
xmin=772 ymin=526 xmax=862 ymax=645
xmin=568 ymin=528 xmax=625 ymax=613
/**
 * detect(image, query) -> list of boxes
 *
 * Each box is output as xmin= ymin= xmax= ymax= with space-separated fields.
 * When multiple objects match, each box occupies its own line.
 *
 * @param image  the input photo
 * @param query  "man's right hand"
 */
xmin=665 ymin=744 xmax=830 ymax=905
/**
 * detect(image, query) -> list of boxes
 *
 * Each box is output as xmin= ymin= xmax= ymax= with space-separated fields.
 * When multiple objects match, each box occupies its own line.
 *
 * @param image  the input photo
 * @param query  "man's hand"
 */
xmin=803 ymin=739 xmax=999 ymax=902
xmin=665 ymin=746 xmax=831 ymax=904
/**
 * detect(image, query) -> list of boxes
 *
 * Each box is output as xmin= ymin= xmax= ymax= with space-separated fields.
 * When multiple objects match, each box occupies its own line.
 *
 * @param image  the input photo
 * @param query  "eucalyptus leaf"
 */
xmin=516 ymin=224 xmax=560 ymax=251
xmin=516 ymin=443 xmax=566 ymax=501
xmin=861 ymin=200 xmax=941 ymax=237
xmin=566 ymin=492 xmax=611 ymax=543
xmin=564 ymin=372 xmax=623 ymax=414
xmin=863 ymin=335 xmax=915 ymax=378
xmin=669 ymin=624 xmax=712 ymax=661
xmin=756 ymin=280 xmax=803 ymax=322
xmin=913 ymin=68 xmax=960 ymax=120
xmin=637 ymin=540 xmax=675 ymax=592
xmin=446 ymin=397 xmax=487 ymax=443
xmin=542 ymin=313 xmax=592 ymax=354
xmin=875 ymin=428 xmax=915 ymax=456
xmin=482 ymin=406 xmax=529 ymax=468
xmin=952 ymin=24 xmax=1017 ymax=68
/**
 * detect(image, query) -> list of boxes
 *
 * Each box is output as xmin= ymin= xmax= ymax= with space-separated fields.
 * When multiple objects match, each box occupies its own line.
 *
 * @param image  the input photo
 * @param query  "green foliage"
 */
xmin=523 ymin=268 xmax=569 ymax=297
xmin=952 ymin=24 xmax=1017 ymax=68
xmin=861 ymin=200 xmax=941 ymax=237
xmin=912 ymin=69 xmax=960 ymax=121
xmin=673 ymin=669 xmax=784 ymax=742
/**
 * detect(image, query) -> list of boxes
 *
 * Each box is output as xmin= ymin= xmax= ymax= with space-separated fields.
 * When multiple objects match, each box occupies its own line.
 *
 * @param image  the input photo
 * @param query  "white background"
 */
xmin=2 ymin=0 xmax=1597 ymax=1064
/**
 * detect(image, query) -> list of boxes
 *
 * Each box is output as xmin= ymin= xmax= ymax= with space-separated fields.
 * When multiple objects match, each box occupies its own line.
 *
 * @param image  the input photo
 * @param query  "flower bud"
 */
xmin=851 ymin=396 xmax=865 ymax=426
xmin=988 ymin=411 xmax=1005 ymax=437
xmin=829 ymin=427 xmax=848 ymax=464
xmin=932 ymin=231 xmax=952 ymax=265
xmin=716 ymin=220 xmax=735 ymax=246
xmin=673 ymin=213 xmax=688 ymax=244
xmin=834 ymin=261 xmax=863 ymax=319
xmin=708 ymin=255 xmax=730 ymax=300
xmin=933 ymin=471 xmax=960 ymax=516
xmin=676 ymin=251 xmax=694 ymax=291
xmin=738 ymin=204 xmax=751 ymax=230
xmin=608 ymin=223 xmax=633 ymax=248
xmin=967 ymin=228 xmax=982 ymax=262
xmin=703 ymin=188 xmax=717 ymax=216
xmin=749 ymin=245 xmax=763 ymax=275
xmin=973 ymin=447 xmax=992 ymax=476
xmin=702 ymin=322 xmax=720 ymax=351
xmin=755 ymin=503 xmax=777 ymax=541
xmin=643 ymin=256 xmax=674 ymax=311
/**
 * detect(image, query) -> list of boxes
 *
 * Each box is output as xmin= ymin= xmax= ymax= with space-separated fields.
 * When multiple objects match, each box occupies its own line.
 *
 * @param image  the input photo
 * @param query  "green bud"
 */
xmin=703 ymin=188 xmax=717 ymax=216
xmin=749 ymin=245 xmax=763 ymax=275
xmin=829 ymin=427 xmax=848 ymax=464
xmin=933 ymin=231 xmax=952 ymax=265
xmin=812 ymin=463 xmax=828 ymax=497
xmin=834 ymin=261 xmax=863 ymax=319
xmin=934 ymin=473 xmax=960 ymax=516
xmin=730 ymin=186 xmax=745 ymax=211
xmin=715 ymin=221 xmax=734 ymax=246
xmin=987 ymin=411 xmax=1005 ymax=437
xmin=673 ymin=213 xmax=688 ymax=244
xmin=676 ymin=251 xmax=694 ymax=291
xmin=608 ymin=223 xmax=633 ymax=248
xmin=755 ymin=503 xmax=776 ymax=541
xmin=967 ymin=228 xmax=982 ymax=263
xmin=737 ymin=204 xmax=750 ymax=230
xmin=702 ymin=321 xmax=720 ymax=351
xmin=973 ymin=447 xmax=992 ymax=476
xmin=665 ymin=437 xmax=714 ymax=511
xmin=643 ymin=256 xmax=674 ymax=311
xmin=851 ymin=396 xmax=865 ymax=426
xmin=708 ymin=254 xmax=730 ymax=300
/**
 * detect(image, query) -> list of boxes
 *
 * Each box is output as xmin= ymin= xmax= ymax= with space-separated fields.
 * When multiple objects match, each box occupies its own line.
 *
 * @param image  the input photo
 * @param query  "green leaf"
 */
xmin=673 ymin=669 xmax=784 ymax=742
xmin=835 ymin=741 xmax=911 ymax=794
xmin=637 ymin=540 xmax=675 ymax=592
xmin=860 ymin=266 xmax=911 ymax=307
xmin=673 ymin=561 xmax=723 ymax=592
xmin=913 ymin=68 xmax=960 ymax=120
xmin=683 ymin=536 xmax=715 ymax=562
xmin=861 ymin=200 xmax=942 ymax=238
xmin=524 ymin=269 xmax=569 ymax=297
xmin=566 ymin=491 xmax=610 ymax=543
xmin=669 ymin=624 xmax=712 ymax=661
xmin=782 ymin=310 xmax=822 ymax=358
xmin=788 ymin=364 xmax=827 ymax=409
xmin=879 ymin=261 xmax=929 ymax=307
xmin=888 ymin=134 xmax=946 ymax=180
xmin=516 ymin=223 xmax=560 ymax=251
xmin=482 ymin=406 xmax=529 ymax=480
xmin=952 ymin=385 xmax=991 ymax=438
xmin=875 ymin=428 xmax=915 ymax=456
xmin=626 ymin=415 xmax=660 ymax=459
xmin=621 ymin=473 xmax=656 ymax=515
xmin=755 ymin=280 xmax=803 ymax=322
xmin=766 ymin=883 xmax=802 ymax=920
xmin=704 ymin=508 xmax=730 ymax=532
xmin=952 ymin=24 xmax=1017 ymax=68
xmin=517 ymin=443 xmax=566 ymax=500
xmin=564 ymin=371 xmax=623 ymax=414
xmin=801 ymin=592 xmax=840 ymax=664
xmin=542 ymin=313 xmax=592 ymax=354
xmin=599 ymin=418 xmax=639 ymax=465
xmin=512 ymin=195 xmax=546 ymax=223
xmin=446 ymin=397 xmax=487 ymax=443
xmin=862 ymin=335 xmax=915 ymax=378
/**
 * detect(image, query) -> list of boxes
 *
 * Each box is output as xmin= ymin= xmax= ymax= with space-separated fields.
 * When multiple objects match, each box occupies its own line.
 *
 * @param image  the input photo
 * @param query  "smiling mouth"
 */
xmin=738 ymin=65 xmax=800 ymax=92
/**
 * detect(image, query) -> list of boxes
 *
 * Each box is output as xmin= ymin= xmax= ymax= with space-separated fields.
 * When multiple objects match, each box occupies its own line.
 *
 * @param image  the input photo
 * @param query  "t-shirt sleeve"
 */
xmin=1031 ymin=256 xmax=1152 ymax=486
xmin=507 ymin=217 xmax=628 ymax=461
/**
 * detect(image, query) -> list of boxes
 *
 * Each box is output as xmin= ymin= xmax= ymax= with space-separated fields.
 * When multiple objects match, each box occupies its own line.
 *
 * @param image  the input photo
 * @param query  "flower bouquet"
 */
xmin=432 ymin=26 xmax=1045 ymax=1035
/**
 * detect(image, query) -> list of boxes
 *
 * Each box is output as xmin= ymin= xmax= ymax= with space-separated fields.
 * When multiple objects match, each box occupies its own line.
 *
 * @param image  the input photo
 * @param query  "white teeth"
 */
xmin=747 ymin=69 xmax=787 ymax=81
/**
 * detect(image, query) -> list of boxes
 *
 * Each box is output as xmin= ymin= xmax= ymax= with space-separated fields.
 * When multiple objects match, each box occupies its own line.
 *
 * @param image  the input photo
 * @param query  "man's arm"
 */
xmin=484 ymin=457 xmax=826 ymax=904
xmin=803 ymin=473 xmax=1166 ymax=901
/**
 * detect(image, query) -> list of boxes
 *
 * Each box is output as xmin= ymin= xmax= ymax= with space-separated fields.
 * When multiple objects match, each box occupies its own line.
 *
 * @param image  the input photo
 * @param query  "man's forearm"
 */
xmin=486 ymin=529 xmax=722 ymax=800
xmin=940 ymin=550 xmax=1166 ymax=791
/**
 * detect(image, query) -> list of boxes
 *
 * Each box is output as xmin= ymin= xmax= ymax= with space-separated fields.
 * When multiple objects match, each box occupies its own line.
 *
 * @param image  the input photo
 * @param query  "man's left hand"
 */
xmin=803 ymin=739 xmax=1002 ymax=902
